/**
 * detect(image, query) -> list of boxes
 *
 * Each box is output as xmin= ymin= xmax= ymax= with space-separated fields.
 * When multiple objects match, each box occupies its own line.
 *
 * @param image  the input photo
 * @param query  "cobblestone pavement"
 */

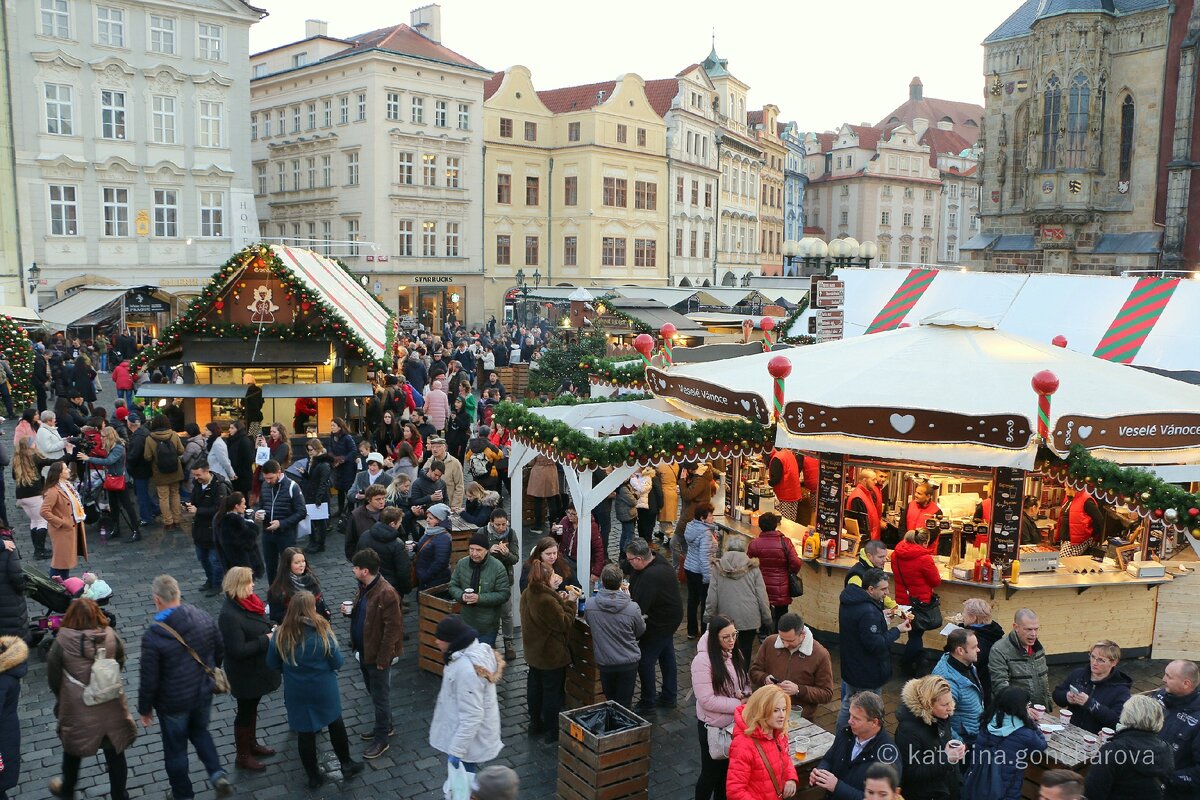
xmin=8 ymin=380 xmax=1176 ymax=799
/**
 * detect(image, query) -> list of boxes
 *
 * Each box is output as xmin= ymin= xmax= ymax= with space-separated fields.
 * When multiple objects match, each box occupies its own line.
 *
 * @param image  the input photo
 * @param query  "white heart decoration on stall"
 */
xmin=889 ymin=413 xmax=916 ymax=434
xmin=1077 ymin=425 xmax=1093 ymax=440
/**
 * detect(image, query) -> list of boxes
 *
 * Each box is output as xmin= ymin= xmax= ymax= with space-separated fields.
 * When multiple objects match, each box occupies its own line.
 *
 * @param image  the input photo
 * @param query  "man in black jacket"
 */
xmin=225 ymin=420 xmax=254 ymax=496
xmin=836 ymin=569 xmax=910 ymax=731
xmin=358 ymin=507 xmax=412 ymax=594
xmin=127 ymin=414 xmax=160 ymax=526
xmin=1155 ymin=660 xmax=1200 ymax=800
xmin=255 ymin=460 xmax=306 ymax=584
xmin=138 ymin=574 xmax=232 ymax=799
xmin=623 ymin=537 xmax=683 ymax=709
xmin=347 ymin=484 xmax=388 ymax=562
xmin=185 ymin=459 xmax=230 ymax=596
xmin=32 ymin=344 xmax=50 ymax=412
xmin=408 ymin=461 xmax=447 ymax=528
xmin=810 ymin=691 xmax=901 ymax=798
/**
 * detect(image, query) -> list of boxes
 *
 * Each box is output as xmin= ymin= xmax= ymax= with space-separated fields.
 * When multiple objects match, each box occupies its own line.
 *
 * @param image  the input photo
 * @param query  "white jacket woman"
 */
xmin=629 ymin=470 xmax=652 ymax=510
xmin=429 ymin=639 xmax=504 ymax=764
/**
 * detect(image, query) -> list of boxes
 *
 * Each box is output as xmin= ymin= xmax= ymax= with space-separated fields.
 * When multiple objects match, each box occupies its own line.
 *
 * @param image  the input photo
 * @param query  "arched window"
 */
xmin=1119 ymin=95 xmax=1135 ymax=183
xmin=1066 ymin=74 xmax=1089 ymax=169
xmin=1041 ymin=76 xmax=1062 ymax=169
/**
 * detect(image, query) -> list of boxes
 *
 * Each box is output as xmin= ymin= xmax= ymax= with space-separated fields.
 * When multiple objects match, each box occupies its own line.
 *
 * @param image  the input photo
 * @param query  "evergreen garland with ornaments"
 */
xmin=131 ymin=244 xmax=395 ymax=372
xmin=779 ymin=296 xmax=816 ymax=345
xmin=0 ymin=316 xmax=35 ymax=409
xmin=579 ymin=355 xmax=649 ymax=389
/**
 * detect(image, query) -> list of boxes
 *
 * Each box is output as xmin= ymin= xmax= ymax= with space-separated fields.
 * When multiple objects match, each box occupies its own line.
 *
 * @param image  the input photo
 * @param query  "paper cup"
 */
xmin=1059 ymin=709 xmax=1073 ymax=726
xmin=1033 ymin=705 xmax=1046 ymax=713
xmin=1100 ymin=727 xmax=1115 ymax=741
xmin=341 ymin=600 xmax=353 ymax=616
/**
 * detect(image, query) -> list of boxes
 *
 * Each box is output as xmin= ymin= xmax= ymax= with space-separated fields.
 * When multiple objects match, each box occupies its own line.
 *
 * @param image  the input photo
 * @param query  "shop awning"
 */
xmin=1092 ymin=232 xmax=1162 ymax=254
xmin=611 ymin=287 xmax=700 ymax=308
xmin=136 ymin=384 xmax=249 ymax=399
xmin=40 ymin=289 xmax=126 ymax=329
xmin=262 ymin=383 xmax=374 ymax=399
xmin=608 ymin=299 xmax=709 ymax=339
xmin=958 ymin=233 xmax=998 ymax=251
xmin=0 ymin=305 xmax=42 ymax=324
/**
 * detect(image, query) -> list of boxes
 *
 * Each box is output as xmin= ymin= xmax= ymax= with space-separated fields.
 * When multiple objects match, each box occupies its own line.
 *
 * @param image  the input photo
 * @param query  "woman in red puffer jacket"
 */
xmin=727 ymin=684 xmax=798 ymax=800
xmin=746 ymin=513 xmax=803 ymax=627
xmin=892 ymin=529 xmax=942 ymax=676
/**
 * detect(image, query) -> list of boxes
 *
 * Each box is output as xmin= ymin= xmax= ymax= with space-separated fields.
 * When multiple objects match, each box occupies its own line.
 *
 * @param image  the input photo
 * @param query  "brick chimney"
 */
xmin=305 ymin=19 xmax=328 ymax=38
xmin=936 ymin=120 xmax=954 ymax=131
xmin=909 ymin=76 xmax=923 ymax=101
xmin=411 ymin=4 xmax=442 ymax=43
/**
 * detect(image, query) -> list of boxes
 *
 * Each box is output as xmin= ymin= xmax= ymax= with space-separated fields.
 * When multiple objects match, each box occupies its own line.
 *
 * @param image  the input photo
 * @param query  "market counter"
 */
xmin=713 ymin=516 xmax=1171 ymax=661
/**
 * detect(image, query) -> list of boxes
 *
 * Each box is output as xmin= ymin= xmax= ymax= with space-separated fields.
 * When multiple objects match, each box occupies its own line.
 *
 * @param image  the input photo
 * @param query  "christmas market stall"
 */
xmin=131 ymin=244 xmax=393 ymax=431
xmin=648 ymin=310 xmax=1200 ymax=661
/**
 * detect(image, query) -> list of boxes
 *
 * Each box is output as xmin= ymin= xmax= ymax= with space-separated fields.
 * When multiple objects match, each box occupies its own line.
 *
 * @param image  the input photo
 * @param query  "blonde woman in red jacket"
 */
xmin=727 ymin=684 xmax=798 ymax=800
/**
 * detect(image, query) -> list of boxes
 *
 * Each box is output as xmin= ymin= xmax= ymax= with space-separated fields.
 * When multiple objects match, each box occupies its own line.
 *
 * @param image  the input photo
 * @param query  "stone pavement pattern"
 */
xmin=8 ymin=381 xmax=1176 ymax=798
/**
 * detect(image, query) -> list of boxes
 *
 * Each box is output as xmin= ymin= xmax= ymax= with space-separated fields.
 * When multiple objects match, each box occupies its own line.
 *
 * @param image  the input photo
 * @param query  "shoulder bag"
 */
xmin=752 ymin=738 xmax=785 ymax=799
xmin=781 ymin=536 xmax=803 ymax=598
xmin=893 ymin=559 xmax=942 ymax=630
xmin=102 ymin=449 xmax=127 ymax=491
xmin=155 ymin=622 xmax=229 ymax=694
xmin=705 ymin=721 xmax=734 ymax=759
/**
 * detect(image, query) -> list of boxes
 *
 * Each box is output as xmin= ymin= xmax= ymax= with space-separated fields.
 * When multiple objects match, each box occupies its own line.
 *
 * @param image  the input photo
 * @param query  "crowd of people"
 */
xmin=0 ymin=325 xmax=1197 ymax=800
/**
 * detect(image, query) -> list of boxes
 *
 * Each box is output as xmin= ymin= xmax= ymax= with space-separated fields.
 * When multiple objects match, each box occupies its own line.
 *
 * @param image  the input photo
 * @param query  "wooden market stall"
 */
xmin=131 ymin=244 xmax=396 ymax=432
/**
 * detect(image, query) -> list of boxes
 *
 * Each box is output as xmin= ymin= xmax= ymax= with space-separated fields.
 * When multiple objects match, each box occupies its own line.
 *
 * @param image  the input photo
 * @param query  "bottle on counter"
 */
xmin=824 ymin=537 xmax=838 ymax=561
xmin=973 ymin=559 xmax=983 ymax=583
xmin=803 ymin=529 xmax=821 ymax=559
xmin=1009 ymin=559 xmax=1021 ymax=584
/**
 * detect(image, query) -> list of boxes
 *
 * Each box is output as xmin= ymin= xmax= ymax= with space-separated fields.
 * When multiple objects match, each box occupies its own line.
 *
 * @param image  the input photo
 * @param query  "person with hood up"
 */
xmin=962 ymin=598 xmax=1006 ymax=705
xmin=424 ymin=379 xmax=450 ymax=432
xmin=692 ymin=614 xmax=752 ymax=800
xmin=705 ymin=536 xmax=772 ymax=667
xmin=430 ymin=614 xmax=504 ymax=793
xmin=414 ymin=503 xmax=454 ymax=591
xmin=584 ymin=564 xmax=645 ymax=710
xmin=357 ymin=507 xmax=413 ymax=594
xmin=891 ymin=528 xmax=942 ymax=677
xmin=726 ymin=684 xmax=799 ymax=800
xmin=961 ymin=686 xmax=1047 ymax=800
xmin=519 ymin=560 xmax=576 ymax=744
xmin=1084 ymin=695 xmax=1175 ymax=800
xmin=1051 ymin=639 xmax=1132 ymax=734
xmin=683 ymin=503 xmax=719 ymax=638
xmin=112 ymin=360 xmax=135 ymax=407
xmin=894 ymin=675 xmax=964 ymax=800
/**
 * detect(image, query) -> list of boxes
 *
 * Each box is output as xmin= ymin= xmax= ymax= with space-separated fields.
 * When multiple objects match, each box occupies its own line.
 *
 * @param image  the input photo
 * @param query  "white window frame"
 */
xmin=323 ymin=99 xmax=332 ymax=127
xmin=276 ymin=162 xmax=286 ymax=193
xmin=47 ymin=184 xmax=78 ymax=236
xmin=346 ymin=151 xmax=359 ymax=186
xmin=321 ymin=155 xmax=332 ymax=187
xmin=255 ymin=164 xmax=266 ymax=196
xmin=458 ymin=103 xmax=469 ymax=130
xmin=357 ymin=93 xmax=367 ymax=122
xmin=262 ymin=112 xmax=272 ymax=138
xmin=197 ymin=23 xmax=222 ymax=61
xmin=347 ymin=219 xmax=360 ymax=256
xmin=292 ymin=105 xmax=300 ymax=133
xmin=321 ymin=220 xmax=332 ymax=254
xmin=149 ymin=15 xmax=176 ymax=55
xmin=339 ymin=96 xmax=349 ymax=125
xmin=153 ymin=188 xmax=178 ymax=237
xmin=397 ymin=152 xmax=413 ymax=185
xmin=40 ymin=0 xmax=70 ymax=39
xmin=152 ymin=95 xmax=176 ymax=144
xmin=100 ymin=89 xmax=126 ymax=140
xmin=422 ymin=221 xmax=437 ymax=257
xmin=291 ymin=159 xmax=300 ymax=191
xmin=200 ymin=191 xmax=224 ymax=237
xmin=445 ymin=222 xmax=460 ymax=257
xmin=250 ymin=113 xmax=257 ymax=141
xmin=95 ymin=6 xmax=125 ymax=47
xmin=411 ymin=96 xmax=424 ymax=124
xmin=397 ymin=220 xmax=413 ymax=256
xmin=307 ymin=157 xmax=316 ymax=189
xmin=434 ymin=100 xmax=447 ymax=127
xmin=386 ymin=92 xmax=401 ymax=121
xmin=422 ymin=153 xmax=436 ymax=187
xmin=199 ymin=101 xmax=223 ymax=148
xmin=445 ymin=156 xmax=460 ymax=188
xmin=307 ymin=103 xmax=316 ymax=130
xmin=101 ymin=186 xmax=130 ymax=237
xmin=44 ymin=83 xmax=73 ymax=135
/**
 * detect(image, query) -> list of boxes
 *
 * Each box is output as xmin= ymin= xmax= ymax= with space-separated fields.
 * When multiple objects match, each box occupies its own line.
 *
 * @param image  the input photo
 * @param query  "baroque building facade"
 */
xmin=749 ymin=105 xmax=785 ymax=277
xmin=662 ymin=64 xmax=720 ymax=288
xmin=966 ymin=0 xmax=1172 ymax=273
xmin=780 ymin=120 xmax=807 ymax=276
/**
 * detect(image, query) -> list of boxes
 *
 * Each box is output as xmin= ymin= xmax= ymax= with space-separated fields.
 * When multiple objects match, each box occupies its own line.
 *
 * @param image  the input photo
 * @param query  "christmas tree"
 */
xmin=0 ymin=316 xmax=35 ymax=409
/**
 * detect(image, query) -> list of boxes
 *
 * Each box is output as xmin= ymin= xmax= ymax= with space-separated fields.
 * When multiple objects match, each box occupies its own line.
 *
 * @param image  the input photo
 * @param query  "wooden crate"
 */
xmin=566 ymin=618 xmax=605 ymax=709
xmin=418 ymin=584 xmax=461 ymax=676
xmin=557 ymin=701 xmax=651 ymax=800
xmin=495 ymin=364 xmax=530 ymax=399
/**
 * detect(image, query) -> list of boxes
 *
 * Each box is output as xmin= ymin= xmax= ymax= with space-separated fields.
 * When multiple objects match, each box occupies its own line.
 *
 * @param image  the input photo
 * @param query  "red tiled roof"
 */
xmin=803 ymin=226 xmax=826 ymax=235
xmin=918 ymin=127 xmax=973 ymax=167
xmin=815 ymin=132 xmax=836 ymax=152
xmin=746 ymin=110 xmax=763 ymax=127
xmin=534 ymin=77 xmax=678 ymax=117
xmin=877 ymin=95 xmax=983 ymax=142
xmin=676 ymin=63 xmax=701 ymax=77
xmin=483 ymin=71 xmax=504 ymax=101
xmin=846 ymin=124 xmax=882 ymax=151
xmin=644 ymin=78 xmax=681 ymax=118
xmin=339 ymin=23 xmax=487 ymax=72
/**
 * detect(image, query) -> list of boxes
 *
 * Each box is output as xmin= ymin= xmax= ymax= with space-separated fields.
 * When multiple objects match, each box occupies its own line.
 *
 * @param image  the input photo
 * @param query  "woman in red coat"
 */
xmin=727 ymin=684 xmax=798 ymax=800
xmin=746 ymin=513 xmax=803 ymax=627
xmin=892 ymin=528 xmax=942 ymax=677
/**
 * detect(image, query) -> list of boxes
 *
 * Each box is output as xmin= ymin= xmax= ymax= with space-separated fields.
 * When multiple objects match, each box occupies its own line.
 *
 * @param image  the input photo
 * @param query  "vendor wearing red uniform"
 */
xmin=904 ymin=482 xmax=942 ymax=551
xmin=1058 ymin=487 xmax=1105 ymax=558
xmin=845 ymin=469 xmax=881 ymax=541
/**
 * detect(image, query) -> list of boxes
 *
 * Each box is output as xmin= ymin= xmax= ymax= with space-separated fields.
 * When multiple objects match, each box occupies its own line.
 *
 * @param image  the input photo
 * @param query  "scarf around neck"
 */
xmin=237 ymin=593 xmax=266 ymax=616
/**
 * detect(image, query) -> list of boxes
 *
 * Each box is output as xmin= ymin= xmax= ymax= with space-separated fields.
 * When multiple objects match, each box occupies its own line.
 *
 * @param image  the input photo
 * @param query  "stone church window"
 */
xmin=1041 ymin=76 xmax=1062 ymax=170
xmin=1066 ymin=75 xmax=1089 ymax=170
xmin=1119 ymin=95 xmax=1134 ymax=184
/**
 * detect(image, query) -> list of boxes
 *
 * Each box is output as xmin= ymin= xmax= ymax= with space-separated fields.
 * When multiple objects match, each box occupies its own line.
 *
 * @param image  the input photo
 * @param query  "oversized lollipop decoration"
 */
xmin=660 ymin=323 xmax=677 ymax=367
xmin=768 ymin=355 xmax=792 ymax=424
xmin=760 ymin=317 xmax=776 ymax=352
xmin=1031 ymin=370 xmax=1060 ymax=441
xmin=633 ymin=333 xmax=656 ymax=369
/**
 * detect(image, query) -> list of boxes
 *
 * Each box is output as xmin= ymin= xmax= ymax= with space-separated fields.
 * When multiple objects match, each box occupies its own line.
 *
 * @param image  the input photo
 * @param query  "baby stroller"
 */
xmin=23 ymin=565 xmax=115 ymax=656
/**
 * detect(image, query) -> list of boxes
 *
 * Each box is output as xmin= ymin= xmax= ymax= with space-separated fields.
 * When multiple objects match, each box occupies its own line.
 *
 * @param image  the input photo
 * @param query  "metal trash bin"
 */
xmin=557 ymin=701 xmax=650 ymax=800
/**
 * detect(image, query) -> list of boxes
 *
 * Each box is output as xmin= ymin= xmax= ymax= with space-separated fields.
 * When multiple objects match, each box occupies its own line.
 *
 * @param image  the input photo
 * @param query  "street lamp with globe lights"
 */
xmin=514 ymin=268 xmax=541 ymax=326
xmin=796 ymin=236 xmax=876 ymax=276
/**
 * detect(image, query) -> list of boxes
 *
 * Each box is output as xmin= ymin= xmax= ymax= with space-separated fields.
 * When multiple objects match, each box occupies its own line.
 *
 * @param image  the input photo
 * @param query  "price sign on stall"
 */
xmin=990 ymin=467 xmax=1024 ymax=567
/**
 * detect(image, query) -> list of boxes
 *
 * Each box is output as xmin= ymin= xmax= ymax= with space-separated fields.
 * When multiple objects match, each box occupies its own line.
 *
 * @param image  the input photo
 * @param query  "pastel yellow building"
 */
xmin=749 ymin=105 xmax=786 ymax=277
xmin=482 ymin=67 xmax=669 ymax=319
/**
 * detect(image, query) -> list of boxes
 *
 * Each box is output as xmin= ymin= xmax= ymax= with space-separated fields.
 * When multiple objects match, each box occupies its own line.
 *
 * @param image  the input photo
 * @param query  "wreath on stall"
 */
xmin=578 ymin=355 xmax=649 ymax=389
xmin=0 ymin=317 xmax=35 ymax=409
xmin=132 ymin=244 xmax=395 ymax=372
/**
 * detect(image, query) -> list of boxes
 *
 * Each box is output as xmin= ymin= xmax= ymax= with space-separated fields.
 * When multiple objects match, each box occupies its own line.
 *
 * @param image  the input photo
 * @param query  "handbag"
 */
xmin=780 ymin=536 xmax=803 ymax=598
xmin=706 ymin=721 xmax=734 ymax=759
xmin=103 ymin=451 xmax=127 ymax=491
xmin=155 ymin=622 xmax=230 ymax=694
xmin=894 ymin=561 xmax=942 ymax=630
xmin=752 ymin=738 xmax=785 ymax=799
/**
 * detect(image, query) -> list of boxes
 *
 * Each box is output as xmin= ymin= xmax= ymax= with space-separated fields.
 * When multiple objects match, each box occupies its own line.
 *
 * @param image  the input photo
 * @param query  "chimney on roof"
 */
xmin=410 ymin=4 xmax=442 ymax=43
xmin=936 ymin=119 xmax=954 ymax=131
xmin=909 ymin=76 xmax=923 ymax=101
xmin=305 ymin=19 xmax=328 ymax=38
xmin=913 ymin=117 xmax=929 ymax=136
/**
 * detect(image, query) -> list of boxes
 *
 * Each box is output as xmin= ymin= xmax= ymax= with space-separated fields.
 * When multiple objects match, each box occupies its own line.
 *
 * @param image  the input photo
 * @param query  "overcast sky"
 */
xmin=249 ymin=0 xmax=1016 ymax=133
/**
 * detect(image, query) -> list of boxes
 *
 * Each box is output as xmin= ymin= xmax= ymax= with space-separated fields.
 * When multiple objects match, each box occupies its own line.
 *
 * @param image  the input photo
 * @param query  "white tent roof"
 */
xmin=611 ymin=286 xmax=700 ymax=306
xmin=40 ymin=288 xmax=126 ymax=329
xmin=786 ymin=268 xmax=1200 ymax=373
xmin=271 ymin=245 xmax=392 ymax=361
xmin=660 ymin=310 xmax=1200 ymax=469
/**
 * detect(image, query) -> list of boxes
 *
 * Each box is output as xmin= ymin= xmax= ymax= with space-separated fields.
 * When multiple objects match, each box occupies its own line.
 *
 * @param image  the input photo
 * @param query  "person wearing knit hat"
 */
xmin=430 ymin=614 xmax=504 ymax=792
xmin=471 ymin=765 xmax=519 ymax=800
xmin=448 ymin=525 xmax=511 ymax=648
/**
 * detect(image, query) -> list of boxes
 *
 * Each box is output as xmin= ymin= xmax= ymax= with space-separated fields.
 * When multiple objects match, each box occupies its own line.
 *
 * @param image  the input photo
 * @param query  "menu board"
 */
xmin=1144 ymin=518 xmax=1165 ymax=561
xmin=990 ymin=467 xmax=1024 ymax=566
xmin=816 ymin=454 xmax=845 ymax=538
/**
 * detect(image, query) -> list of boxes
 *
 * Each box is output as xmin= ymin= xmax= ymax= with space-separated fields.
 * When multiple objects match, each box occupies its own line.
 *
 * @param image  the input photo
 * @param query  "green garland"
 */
xmin=594 ymin=294 xmax=652 ymax=333
xmin=524 ymin=392 xmax=652 ymax=408
xmin=495 ymin=400 xmax=773 ymax=468
xmin=0 ymin=317 xmax=35 ymax=409
xmin=779 ymin=295 xmax=815 ymax=345
xmin=133 ymin=244 xmax=395 ymax=371
xmin=1039 ymin=445 xmax=1200 ymax=533
xmin=579 ymin=355 xmax=648 ymax=388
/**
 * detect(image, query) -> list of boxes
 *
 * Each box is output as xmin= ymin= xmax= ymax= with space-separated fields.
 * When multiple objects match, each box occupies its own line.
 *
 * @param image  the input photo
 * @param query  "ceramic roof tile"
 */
xmin=534 ymin=77 xmax=678 ymax=117
xmin=918 ymin=127 xmax=974 ymax=166
xmin=984 ymin=0 xmax=1167 ymax=43
xmin=338 ymin=23 xmax=487 ymax=71
xmin=483 ymin=71 xmax=504 ymax=101
xmin=876 ymin=96 xmax=983 ymax=142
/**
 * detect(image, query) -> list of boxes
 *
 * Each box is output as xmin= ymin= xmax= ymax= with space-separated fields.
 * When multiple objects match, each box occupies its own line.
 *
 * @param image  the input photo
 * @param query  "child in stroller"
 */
xmin=23 ymin=565 xmax=115 ymax=655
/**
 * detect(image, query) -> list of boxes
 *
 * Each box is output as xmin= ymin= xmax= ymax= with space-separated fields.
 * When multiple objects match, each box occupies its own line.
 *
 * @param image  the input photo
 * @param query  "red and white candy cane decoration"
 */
xmin=633 ymin=332 xmax=656 ymax=368
xmin=759 ymin=317 xmax=776 ymax=352
xmin=1031 ymin=369 xmax=1060 ymax=441
xmin=767 ymin=355 xmax=792 ymax=423
xmin=660 ymin=323 xmax=677 ymax=366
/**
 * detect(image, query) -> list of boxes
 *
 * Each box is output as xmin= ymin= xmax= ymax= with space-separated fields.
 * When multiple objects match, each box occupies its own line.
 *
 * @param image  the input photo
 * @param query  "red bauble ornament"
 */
xmin=1052 ymin=334 xmax=1068 ymax=348
xmin=1190 ymin=508 xmax=1199 ymax=517
xmin=767 ymin=355 xmax=792 ymax=379
xmin=760 ymin=317 xmax=776 ymax=332
xmin=659 ymin=322 xmax=676 ymax=339
xmin=1031 ymin=369 xmax=1060 ymax=396
xmin=632 ymin=333 xmax=655 ymax=357
xmin=1153 ymin=508 xmax=1165 ymax=519
xmin=214 ymin=300 xmax=224 ymax=310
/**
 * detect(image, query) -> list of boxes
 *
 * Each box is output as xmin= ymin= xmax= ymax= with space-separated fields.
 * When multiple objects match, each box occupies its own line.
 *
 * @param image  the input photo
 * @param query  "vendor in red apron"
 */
xmin=1058 ymin=487 xmax=1105 ymax=558
xmin=768 ymin=449 xmax=819 ymax=525
xmin=974 ymin=482 xmax=994 ymax=528
xmin=845 ymin=469 xmax=881 ymax=541
xmin=904 ymin=481 xmax=942 ymax=551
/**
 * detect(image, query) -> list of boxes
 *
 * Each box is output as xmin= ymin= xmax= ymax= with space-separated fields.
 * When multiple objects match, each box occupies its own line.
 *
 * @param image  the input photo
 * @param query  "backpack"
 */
xmin=64 ymin=641 xmax=123 ymax=706
xmin=155 ymin=435 xmax=180 ymax=474
xmin=466 ymin=448 xmax=491 ymax=478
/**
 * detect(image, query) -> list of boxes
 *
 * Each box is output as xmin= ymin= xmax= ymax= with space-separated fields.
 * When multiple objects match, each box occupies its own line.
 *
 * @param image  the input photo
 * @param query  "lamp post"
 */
xmin=514 ymin=268 xmax=541 ymax=327
xmin=26 ymin=262 xmax=41 ymax=296
xmin=795 ymin=237 xmax=877 ymax=277
xmin=782 ymin=240 xmax=799 ymax=277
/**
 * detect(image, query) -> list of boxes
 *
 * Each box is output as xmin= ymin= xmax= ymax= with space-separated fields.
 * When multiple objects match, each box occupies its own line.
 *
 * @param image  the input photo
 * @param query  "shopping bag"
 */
xmin=254 ymin=446 xmax=271 ymax=466
xmin=443 ymin=759 xmax=471 ymax=800
xmin=297 ymin=518 xmax=311 ymax=540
